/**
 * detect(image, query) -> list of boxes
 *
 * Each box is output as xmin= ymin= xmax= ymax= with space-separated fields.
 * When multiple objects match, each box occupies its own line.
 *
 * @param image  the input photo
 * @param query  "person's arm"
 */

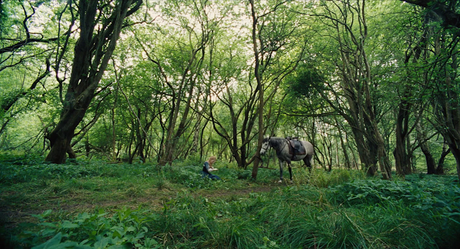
xmin=203 ymin=161 xmax=211 ymax=174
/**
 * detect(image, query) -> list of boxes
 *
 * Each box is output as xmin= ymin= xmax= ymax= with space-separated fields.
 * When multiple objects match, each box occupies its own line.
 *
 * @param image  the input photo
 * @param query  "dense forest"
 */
xmin=1 ymin=1 xmax=460 ymax=248
xmin=1 ymin=0 xmax=460 ymax=179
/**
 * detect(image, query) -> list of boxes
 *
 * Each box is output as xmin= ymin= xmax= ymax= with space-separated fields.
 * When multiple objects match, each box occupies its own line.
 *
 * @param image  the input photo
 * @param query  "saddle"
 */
xmin=286 ymin=137 xmax=306 ymax=159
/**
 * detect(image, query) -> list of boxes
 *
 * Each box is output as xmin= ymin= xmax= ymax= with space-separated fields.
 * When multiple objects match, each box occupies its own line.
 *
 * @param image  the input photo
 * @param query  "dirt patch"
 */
xmin=106 ymin=184 xmax=278 ymax=210
xmin=200 ymin=185 xmax=277 ymax=199
xmin=0 ymin=184 xmax=281 ymax=228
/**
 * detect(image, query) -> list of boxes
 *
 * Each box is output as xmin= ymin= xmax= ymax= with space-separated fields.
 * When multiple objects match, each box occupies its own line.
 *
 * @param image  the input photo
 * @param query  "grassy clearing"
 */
xmin=1 ymin=156 xmax=460 ymax=248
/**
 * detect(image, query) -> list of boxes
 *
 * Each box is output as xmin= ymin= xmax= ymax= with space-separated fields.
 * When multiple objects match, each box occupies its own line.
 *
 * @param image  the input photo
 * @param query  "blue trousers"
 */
xmin=202 ymin=171 xmax=221 ymax=180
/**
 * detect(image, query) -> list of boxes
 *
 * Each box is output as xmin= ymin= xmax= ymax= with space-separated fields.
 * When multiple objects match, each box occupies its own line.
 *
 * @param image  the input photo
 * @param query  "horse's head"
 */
xmin=259 ymin=137 xmax=271 ymax=155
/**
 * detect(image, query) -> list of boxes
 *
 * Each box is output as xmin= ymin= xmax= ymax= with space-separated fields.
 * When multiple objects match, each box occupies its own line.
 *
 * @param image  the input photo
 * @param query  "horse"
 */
xmin=259 ymin=137 xmax=314 ymax=182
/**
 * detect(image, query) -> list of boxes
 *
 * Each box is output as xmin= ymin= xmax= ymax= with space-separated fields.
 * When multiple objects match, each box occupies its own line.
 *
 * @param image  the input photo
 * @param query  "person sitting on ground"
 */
xmin=202 ymin=156 xmax=221 ymax=180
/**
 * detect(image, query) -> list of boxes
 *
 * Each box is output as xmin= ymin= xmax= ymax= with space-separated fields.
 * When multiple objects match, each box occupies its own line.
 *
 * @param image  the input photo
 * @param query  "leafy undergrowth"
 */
xmin=1 ymin=156 xmax=459 ymax=248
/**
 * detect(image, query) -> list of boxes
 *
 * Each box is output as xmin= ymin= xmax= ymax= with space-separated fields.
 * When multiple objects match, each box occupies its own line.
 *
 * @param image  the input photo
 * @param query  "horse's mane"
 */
xmin=268 ymin=137 xmax=286 ymax=148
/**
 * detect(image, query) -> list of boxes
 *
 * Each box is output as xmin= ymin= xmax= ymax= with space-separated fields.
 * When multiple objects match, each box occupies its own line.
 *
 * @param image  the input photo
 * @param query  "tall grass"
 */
xmin=15 ymin=183 xmax=459 ymax=248
xmin=1 ymin=157 xmax=460 ymax=248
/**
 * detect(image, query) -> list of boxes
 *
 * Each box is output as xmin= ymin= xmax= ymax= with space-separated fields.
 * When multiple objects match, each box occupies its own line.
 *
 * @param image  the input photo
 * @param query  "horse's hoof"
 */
xmin=278 ymin=180 xmax=283 ymax=183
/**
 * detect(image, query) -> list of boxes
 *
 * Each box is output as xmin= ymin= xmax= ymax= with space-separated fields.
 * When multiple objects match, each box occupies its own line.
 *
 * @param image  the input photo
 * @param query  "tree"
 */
xmin=279 ymin=65 xmax=336 ymax=170
xmin=403 ymin=0 xmax=460 ymax=181
xmin=430 ymin=34 xmax=460 ymax=181
xmin=196 ymin=5 xmax=260 ymax=168
xmin=402 ymin=0 xmax=460 ymax=29
xmin=0 ymin=1 xmax=56 ymax=134
xmin=135 ymin=0 xmax=220 ymax=165
xmin=111 ymin=61 xmax=161 ymax=163
xmin=310 ymin=0 xmax=392 ymax=179
xmin=45 ymin=0 xmax=142 ymax=163
xmin=392 ymin=5 xmax=428 ymax=176
xmin=249 ymin=0 xmax=308 ymax=178
xmin=217 ymin=0 xmax=305 ymax=176
xmin=249 ymin=0 xmax=264 ymax=177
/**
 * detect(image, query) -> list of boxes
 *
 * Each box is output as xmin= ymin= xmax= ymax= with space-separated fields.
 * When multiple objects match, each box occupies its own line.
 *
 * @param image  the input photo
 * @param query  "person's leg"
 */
xmin=210 ymin=174 xmax=221 ymax=180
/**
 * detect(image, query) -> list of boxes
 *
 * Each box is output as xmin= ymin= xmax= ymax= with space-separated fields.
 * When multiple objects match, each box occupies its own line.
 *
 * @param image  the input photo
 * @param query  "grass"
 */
xmin=1 ymin=155 xmax=460 ymax=248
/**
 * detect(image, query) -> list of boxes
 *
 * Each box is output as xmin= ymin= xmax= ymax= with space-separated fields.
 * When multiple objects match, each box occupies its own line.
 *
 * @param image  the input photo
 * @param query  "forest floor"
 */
xmin=2 ymin=162 xmax=460 ymax=248
xmin=0 ymin=181 xmax=280 ymax=229
xmin=50 ymin=184 xmax=278 ymax=213
xmin=0 ymin=162 xmax=304 ymax=232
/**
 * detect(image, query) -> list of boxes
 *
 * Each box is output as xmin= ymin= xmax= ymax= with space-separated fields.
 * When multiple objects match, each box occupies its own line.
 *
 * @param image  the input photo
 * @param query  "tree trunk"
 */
xmin=46 ymin=133 xmax=72 ymax=164
xmin=45 ymin=105 xmax=90 ymax=163
xmin=335 ymin=117 xmax=351 ymax=169
xmin=451 ymin=147 xmax=460 ymax=182
xmin=325 ymin=0 xmax=386 ymax=178
xmin=349 ymin=125 xmax=374 ymax=175
xmin=421 ymin=144 xmax=436 ymax=174
xmin=374 ymin=125 xmax=392 ymax=180
xmin=436 ymin=144 xmax=450 ymax=174
xmin=249 ymin=0 xmax=264 ymax=179
xmin=416 ymin=123 xmax=436 ymax=174
xmin=157 ymin=27 xmax=208 ymax=166
xmin=158 ymin=79 xmax=195 ymax=165
xmin=44 ymin=0 xmax=142 ymax=164
xmin=394 ymin=94 xmax=412 ymax=176
xmin=433 ymin=51 xmax=460 ymax=181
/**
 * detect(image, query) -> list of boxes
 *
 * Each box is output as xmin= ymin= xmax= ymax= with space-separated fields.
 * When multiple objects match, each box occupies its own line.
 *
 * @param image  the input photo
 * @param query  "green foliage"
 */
xmin=17 ymin=208 xmax=160 ymax=249
xmin=286 ymin=65 xmax=325 ymax=98
xmin=328 ymin=175 xmax=460 ymax=248
xmin=1 ymin=156 xmax=460 ymax=248
xmin=304 ymin=168 xmax=366 ymax=187
xmin=0 ymin=161 xmax=101 ymax=186
xmin=329 ymin=175 xmax=460 ymax=210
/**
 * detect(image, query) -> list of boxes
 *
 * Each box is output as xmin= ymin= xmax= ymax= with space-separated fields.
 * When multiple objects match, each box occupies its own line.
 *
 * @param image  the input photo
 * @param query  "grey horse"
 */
xmin=260 ymin=137 xmax=314 ymax=182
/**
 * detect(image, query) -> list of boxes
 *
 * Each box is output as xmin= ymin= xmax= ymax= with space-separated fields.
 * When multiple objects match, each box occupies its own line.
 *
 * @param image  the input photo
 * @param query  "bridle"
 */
xmin=258 ymin=138 xmax=271 ymax=167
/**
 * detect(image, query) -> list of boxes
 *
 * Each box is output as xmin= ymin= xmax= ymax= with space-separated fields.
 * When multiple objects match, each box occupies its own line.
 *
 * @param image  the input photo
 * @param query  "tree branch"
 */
xmin=402 ymin=0 xmax=460 ymax=28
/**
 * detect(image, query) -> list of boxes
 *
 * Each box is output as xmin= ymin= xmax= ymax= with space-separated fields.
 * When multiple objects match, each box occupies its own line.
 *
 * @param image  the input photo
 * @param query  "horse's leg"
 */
xmin=303 ymin=156 xmax=312 ymax=173
xmin=288 ymin=163 xmax=293 ymax=182
xmin=279 ymin=160 xmax=284 ymax=182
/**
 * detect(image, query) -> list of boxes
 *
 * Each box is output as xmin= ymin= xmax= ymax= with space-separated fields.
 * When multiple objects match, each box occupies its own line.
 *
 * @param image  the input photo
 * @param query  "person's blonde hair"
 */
xmin=208 ymin=156 xmax=217 ymax=164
